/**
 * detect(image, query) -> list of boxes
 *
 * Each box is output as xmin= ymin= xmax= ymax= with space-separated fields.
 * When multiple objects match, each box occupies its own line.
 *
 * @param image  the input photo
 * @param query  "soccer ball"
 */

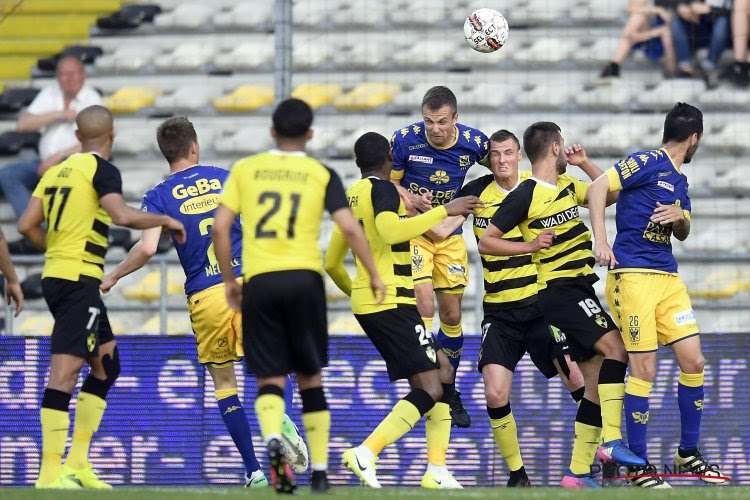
xmin=464 ymin=8 xmax=509 ymax=53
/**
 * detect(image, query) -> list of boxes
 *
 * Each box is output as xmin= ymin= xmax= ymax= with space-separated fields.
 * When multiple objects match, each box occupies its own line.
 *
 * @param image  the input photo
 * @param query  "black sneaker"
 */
xmin=311 ymin=470 xmax=330 ymax=494
xmin=268 ymin=438 xmax=297 ymax=494
xmin=448 ymin=390 xmax=471 ymax=428
xmin=627 ymin=464 xmax=671 ymax=488
xmin=507 ymin=467 xmax=531 ymax=487
xmin=674 ymin=448 xmax=727 ymax=484
xmin=599 ymin=62 xmax=620 ymax=80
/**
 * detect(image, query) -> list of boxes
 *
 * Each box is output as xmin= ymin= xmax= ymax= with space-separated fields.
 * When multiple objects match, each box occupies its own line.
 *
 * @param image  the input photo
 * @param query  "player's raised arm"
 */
xmin=324 ymin=226 xmax=353 ymax=296
xmin=587 ymin=174 xmax=618 ymax=269
xmin=99 ymin=193 xmax=185 ymax=243
xmin=0 ymin=228 xmax=23 ymax=316
xmin=565 ymin=143 xmax=618 ymax=206
xmin=100 ymin=227 xmax=162 ymax=293
xmin=479 ymin=223 xmax=555 ymax=256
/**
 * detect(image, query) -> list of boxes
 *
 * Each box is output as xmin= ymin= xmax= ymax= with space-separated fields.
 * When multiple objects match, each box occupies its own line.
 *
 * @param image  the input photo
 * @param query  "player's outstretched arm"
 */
xmin=101 ymin=227 xmax=161 ymax=293
xmin=324 ymin=226 xmax=353 ymax=296
xmin=331 ymin=207 xmax=386 ymax=304
xmin=566 ymin=144 xmax=618 ymax=206
xmin=478 ymin=224 xmax=554 ymax=256
xmin=375 ymin=196 xmax=482 ymax=244
xmin=425 ymin=215 xmax=465 ymax=243
xmin=100 ymin=193 xmax=186 ymax=244
xmin=0 ymin=228 xmax=23 ymax=316
xmin=588 ymin=175 xmax=619 ymax=269
xmin=17 ymin=197 xmax=47 ymax=251
xmin=212 ymin=203 xmax=242 ymax=311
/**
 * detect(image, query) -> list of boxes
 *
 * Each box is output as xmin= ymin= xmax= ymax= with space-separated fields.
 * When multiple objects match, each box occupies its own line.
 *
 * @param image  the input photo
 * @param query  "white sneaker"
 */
xmin=281 ymin=413 xmax=309 ymax=474
xmin=245 ymin=470 xmax=268 ymax=488
xmin=421 ymin=467 xmax=463 ymax=489
xmin=342 ymin=446 xmax=381 ymax=488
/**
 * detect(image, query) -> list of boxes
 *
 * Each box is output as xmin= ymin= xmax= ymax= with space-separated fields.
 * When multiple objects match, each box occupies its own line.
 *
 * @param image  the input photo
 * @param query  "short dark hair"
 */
xmin=272 ymin=98 xmax=313 ymax=138
xmin=662 ymin=102 xmax=703 ymax=143
xmin=421 ymin=86 xmax=457 ymax=115
xmin=156 ymin=116 xmax=197 ymax=163
xmin=490 ymin=129 xmax=520 ymax=150
xmin=523 ymin=121 xmax=562 ymax=164
xmin=354 ymin=132 xmax=390 ymax=172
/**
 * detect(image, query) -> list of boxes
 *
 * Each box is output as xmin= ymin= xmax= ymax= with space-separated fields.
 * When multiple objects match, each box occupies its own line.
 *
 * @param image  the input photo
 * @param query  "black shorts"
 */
xmin=243 ymin=270 xmax=328 ymax=377
xmin=537 ymin=280 xmax=615 ymax=362
xmin=355 ymin=306 xmax=440 ymax=382
xmin=478 ymin=303 xmax=567 ymax=379
xmin=42 ymin=277 xmax=114 ymax=358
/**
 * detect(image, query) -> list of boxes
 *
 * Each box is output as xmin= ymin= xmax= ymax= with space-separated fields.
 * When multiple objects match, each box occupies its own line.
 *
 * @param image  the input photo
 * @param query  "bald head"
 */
xmin=76 ymin=105 xmax=113 ymax=141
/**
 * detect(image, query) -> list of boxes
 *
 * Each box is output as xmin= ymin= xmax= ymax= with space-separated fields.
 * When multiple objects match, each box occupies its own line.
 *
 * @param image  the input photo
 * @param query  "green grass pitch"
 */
xmin=2 ymin=487 xmax=749 ymax=500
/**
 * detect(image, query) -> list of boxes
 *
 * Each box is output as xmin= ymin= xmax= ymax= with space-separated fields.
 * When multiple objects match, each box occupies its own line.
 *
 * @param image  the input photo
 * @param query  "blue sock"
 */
xmin=436 ymin=328 xmax=463 ymax=371
xmin=624 ymin=392 xmax=649 ymax=460
xmin=284 ymin=375 xmax=294 ymax=411
xmin=678 ymin=382 xmax=703 ymax=451
xmin=217 ymin=393 xmax=261 ymax=474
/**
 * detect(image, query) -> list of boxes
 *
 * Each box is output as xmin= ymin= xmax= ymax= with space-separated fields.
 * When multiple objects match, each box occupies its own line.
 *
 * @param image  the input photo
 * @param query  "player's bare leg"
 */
xmin=669 ymin=336 xmax=725 ymax=483
xmin=435 ymin=291 xmax=470 ymax=427
xmin=552 ymin=355 xmax=585 ymax=402
xmin=483 ymin=363 xmax=530 ymax=486
xmin=297 ymin=372 xmax=331 ymax=493
xmin=415 ymin=281 xmax=435 ymax=332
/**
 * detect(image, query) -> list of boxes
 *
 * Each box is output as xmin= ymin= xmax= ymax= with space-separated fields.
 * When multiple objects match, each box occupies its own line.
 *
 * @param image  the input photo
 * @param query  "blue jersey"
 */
xmin=608 ymin=148 xmax=691 ymax=273
xmin=141 ymin=165 xmax=242 ymax=296
xmin=391 ymin=122 xmax=488 ymax=235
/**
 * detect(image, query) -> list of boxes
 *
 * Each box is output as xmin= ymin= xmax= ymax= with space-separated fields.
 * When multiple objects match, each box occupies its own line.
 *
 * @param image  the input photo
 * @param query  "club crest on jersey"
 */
xmin=459 ymin=155 xmax=471 ymax=167
xmin=429 ymin=170 xmax=450 ymax=185
xmin=595 ymin=314 xmax=608 ymax=329
xmin=409 ymin=155 xmax=433 ymax=164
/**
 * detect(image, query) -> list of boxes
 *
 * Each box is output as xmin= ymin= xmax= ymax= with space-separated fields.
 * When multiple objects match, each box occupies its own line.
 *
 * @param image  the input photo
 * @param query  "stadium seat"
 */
xmin=515 ymin=82 xmax=582 ymax=109
xmin=102 ymin=86 xmax=160 ymax=114
xmin=111 ymin=127 xmax=159 ymax=156
xmin=0 ymin=40 xmax=67 ymax=57
xmin=462 ymin=82 xmax=524 ymax=109
xmin=139 ymin=314 xmax=192 ymax=335
xmin=213 ymin=39 xmax=275 ymax=71
xmin=512 ymin=38 xmax=579 ymax=64
xmin=333 ymin=83 xmax=401 ymax=111
xmin=331 ymin=42 xmax=392 ymax=69
xmin=584 ymin=121 xmax=650 ymax=156
xmin=293 ymin=37 xmax=333 ymax=69
xmin=699 ymin=87 xmax=750 ymax=110
xmin=291 ymin=83 xmax=343 ymax=109
xmin=575 ymin=80 xmax=635 ymax=110
xmin=0 ymin=87 xmax=40 ymax=113
xmin=390 ymin=83 xmax=441 ymax=110
xmin=329 ymin=0 xmax=389 ymax=26
xmin=153 ymin=3 xmax=214 ymax=29
xmin=570 ymin=0 xmax=629 ymax=23
xmin=688 ymin=270 xmax=750 ymax=300
xmin=636 ymin=79 xmax=704 ymax=110
xmin=154 ymin=42 xmax=217 ymax=72
xmin=213 ymin=1 xmax=273 ymax=29
xmin=37 ymin=45 xmax=104 ymax=72
xmin=213 ymin=125 xmax=274 ymax=155
xmin=0 ymin=0 xmax=121 ymax=15
xmin=709 ymin=123 xmax=750 ymax=156
xmin=94 ymin=45 xmax=159 ymax=73
xmin=18 ymin=314 xmax=54 ymax=336
xmin=0 ymin=56 xmax=42 ymax=80
xmin=123 ymin=270 xmax=184 ymax=302
xmin=0 ymin=131 xmax=41 ymax=156
xmin=388 ymin=0 xmax=449 ymax=26
xmin=306 ymin=127 xmax=338 ymax=156
xmin=97 ymin=4 xmax=162 ymax=30
xmin=0 ymin=15 xmax=98 ymax=39
xmin=154 ymin=85 xmax=223 ymax=113
xmin=292 ymin=0 xmax=340 ymax=27
xmin=392 ymin=38 xmax=460 ymax=68
xmin=328 ymin=314 xmax=365 ymax=335
xmin=332 ymin=125 xmax=393 ymax=157
xmin=710 ymin=165 xmax=750 ymax=195
xmin=213 ymin=85 xmax=274 ymax=112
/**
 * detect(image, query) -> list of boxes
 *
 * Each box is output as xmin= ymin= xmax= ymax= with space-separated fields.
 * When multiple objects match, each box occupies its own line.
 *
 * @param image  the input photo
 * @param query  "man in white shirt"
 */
xmin=0 ymin=56 xmax=101 ymax=218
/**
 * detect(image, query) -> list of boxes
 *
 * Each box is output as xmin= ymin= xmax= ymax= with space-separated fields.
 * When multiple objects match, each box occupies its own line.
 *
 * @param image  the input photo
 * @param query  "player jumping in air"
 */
xmin=18 ymin=106 xmax=186 ymax=489
xmin=212 ymin=99 xmax=385 ymax=494
xmin=325 ymin=132 xmax=483 ymax=489
xmin=478 ymin=122 xmax=646 ymax=488
xmin=390 ymin=85 xmax=488 ymax=428
xmin=100 ymin=117 xmax=308 ymax=488
xmin=587 ymin=103 xmax=726 ymax=487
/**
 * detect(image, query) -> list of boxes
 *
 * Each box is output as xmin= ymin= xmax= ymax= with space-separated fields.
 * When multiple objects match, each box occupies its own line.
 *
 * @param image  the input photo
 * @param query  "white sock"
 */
xmin=356 ymin=444 xmax=375 ymax=460
xmin=427 ymin=464 xmax=447 ymax=475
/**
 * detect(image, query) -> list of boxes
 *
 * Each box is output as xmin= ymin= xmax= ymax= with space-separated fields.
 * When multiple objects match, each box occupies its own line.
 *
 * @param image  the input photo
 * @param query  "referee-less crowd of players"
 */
xmin=15 ymin=84 xmax=727 ymax=491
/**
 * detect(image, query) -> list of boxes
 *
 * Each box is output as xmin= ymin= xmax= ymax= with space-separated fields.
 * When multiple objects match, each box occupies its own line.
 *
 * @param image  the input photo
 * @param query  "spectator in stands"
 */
xmin=0 ymin=57 xmax=101 ymax=220
xmin=600 ymin=0 xmax=679 ymax=80
xmin=671 ymin=0 xmax=732 ymax=87
xmin=729 ymin=0 xmax=750 ymax=85
xmin=0 ymin=228 xmax=23 ymax=318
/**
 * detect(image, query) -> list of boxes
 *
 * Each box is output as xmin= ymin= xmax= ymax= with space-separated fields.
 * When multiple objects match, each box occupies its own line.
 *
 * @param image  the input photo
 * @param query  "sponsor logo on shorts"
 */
xmin=86 ymin=333 xmax=96 ymax=352
xmin=412 ymin=255 xmax=424 ymax=272
xmin=630 ymin=327 xmax=640 ymax=343
xmin=631 ymin=410 xmax=649 ymax=424
xmin=550 ymin=324 xmax=566 ymax=343
xmin=409 ymin=155 xmax=433 ymax=164
xmin=674 ymin=309 xmax=696 ymax=326
xmin=657 ymin=180 xmax=675 ymax=192
xmin=447 ymin=264 xmax=466 ymax=277
xmin=425 ymin=346 xmax=437 ymax=363
xmin=217 ymin=338 xmax=228 ymax=347
xmin=595 ymin=314 xmax=608 ymax=329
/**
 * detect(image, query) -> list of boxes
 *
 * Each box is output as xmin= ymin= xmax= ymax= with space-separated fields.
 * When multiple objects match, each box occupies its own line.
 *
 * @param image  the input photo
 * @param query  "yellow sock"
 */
xmin=439 ymin=321 xmax=462 ymax=337
xmin=255 ymin=394 xmax=285 ymax=441
xmin=38 ymin=408 xmax=69 ymax=485
xmin=303 ymin=410 xmax=330 ymax=470
xmin=599 ymin=382 xmax=625 ymax=442
xmin=216 ymin=387 xmax=238 ymax=400
xmin=424 ymin=401 xmax=451 ymax=466
xmin=422 ymin=317 xmax=433 ymax=333
xmin=679 ymin=371 xmax=704 ymax=387
xmin=490 ymin=412 xmax=523 ymax=471
xmin=569 ymin=422 xmax=603 ymax=475
xmin=364 ymin=400 xmax=421 ymax=455
xmin=65 ymin=393 xmax=107 ymax=470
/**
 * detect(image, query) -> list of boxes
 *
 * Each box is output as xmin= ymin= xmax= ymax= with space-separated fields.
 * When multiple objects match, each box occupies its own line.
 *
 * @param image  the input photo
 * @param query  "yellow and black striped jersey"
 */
xmin=489 ymin=174 xmax=596 ymax=289
xmin=219 ymin=150 xmax=348 ymax=281
xmin=32 ymin=152 xmax=122 ymax=281
xmin=459 ymin=170 xmax=537 ymax=310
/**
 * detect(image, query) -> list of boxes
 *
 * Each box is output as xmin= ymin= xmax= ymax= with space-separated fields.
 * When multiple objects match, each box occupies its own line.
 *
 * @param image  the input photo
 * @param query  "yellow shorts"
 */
xmin=606 ymin=272 xmax=699 ymax=353
xmin=188 ymin=283 xmax=244 ymax=366
xmin=411 ymin=234 xmax=468 ymax=294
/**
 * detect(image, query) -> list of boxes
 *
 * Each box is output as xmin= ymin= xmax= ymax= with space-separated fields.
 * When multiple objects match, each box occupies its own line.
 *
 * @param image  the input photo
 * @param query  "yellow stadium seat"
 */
xmin=18 ymin=315 xmax=54 ymax=336
xmin=0 ymin=15 xmax=98 ymax=39
xmin=139 ymin=314 xmax=192 ymax=335
xmin=0 ymin=56 xmax=40 ymax=79
xmin=123 ymin=270 xmax=184 ymax=301
xmin=688 ymin=270 xmax=750 ymax=300
xmin=0 ymin=0 xmax=120 ymax=14
xmin=329 ymin=315 xmax=365 ymax=335
xmin=333 ymin=82 xmax=401 ymax=111
xmin=0 ymin=40 xmax=69 ymax=56
xmin=291 ymin=83 xmax=342 ymax=110
xmin=102 ymin=86 xmax=160 ymax=114
xmin=213 ymin=85 xmax=274 ymax=112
